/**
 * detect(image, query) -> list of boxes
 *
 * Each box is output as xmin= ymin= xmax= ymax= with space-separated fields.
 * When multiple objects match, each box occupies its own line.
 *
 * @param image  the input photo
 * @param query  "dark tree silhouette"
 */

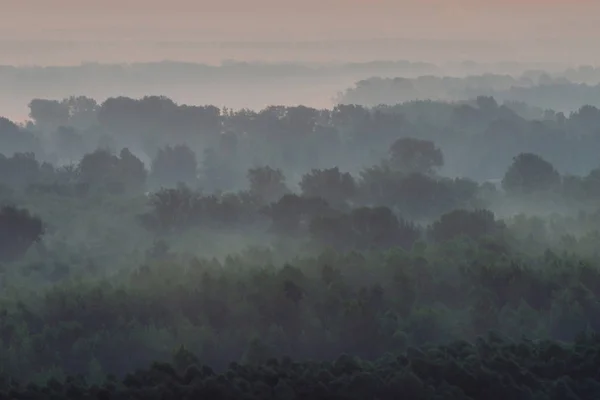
xmin=150 ymin=145 xmax=198 ymax=188
xmin=310 ymin=206 xmax=420 ymax=251
xmin=388 ymin=137 xmax=444 ymax=175
xmin=299 ymin=167 xmax=357 ymax=209
xmin=429 ymin=209 xmax=504 ymax=242
xmin=247 ymin=166 xmax=289 ymax=203
xmin=78 ymin=148 xmax=146 ymax=192
xmin=0 ymin=205 xmax=44 ymax=262
xmin=502 ymin=153 xmax=561 ymax=194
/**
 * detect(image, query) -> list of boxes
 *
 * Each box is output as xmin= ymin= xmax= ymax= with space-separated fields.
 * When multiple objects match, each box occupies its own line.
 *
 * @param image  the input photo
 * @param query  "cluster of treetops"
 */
xmin=337 ymin=73 xmax=600 ymax=112
xmin=1 ymin=130 xmax=597 ymax=261
xmin=3 ymin=96 xmax=600 ymax=395
xmin=4 ymin=95 xmax=600 ymax=183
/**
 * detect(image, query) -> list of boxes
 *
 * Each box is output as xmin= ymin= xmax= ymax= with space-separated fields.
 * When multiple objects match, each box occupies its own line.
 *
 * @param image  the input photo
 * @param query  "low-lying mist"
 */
xmin=3 ymin=67 xmax=600 ymax=397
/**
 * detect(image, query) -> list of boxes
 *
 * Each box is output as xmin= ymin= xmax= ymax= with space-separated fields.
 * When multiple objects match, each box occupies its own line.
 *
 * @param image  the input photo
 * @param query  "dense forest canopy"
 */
xmin=5 ymin=94 xmax=600 ymax=184
xmin=6 ymin=0 xmax=600 ymax=392
xmin=3 ymin=74 xmax=600 ymax=397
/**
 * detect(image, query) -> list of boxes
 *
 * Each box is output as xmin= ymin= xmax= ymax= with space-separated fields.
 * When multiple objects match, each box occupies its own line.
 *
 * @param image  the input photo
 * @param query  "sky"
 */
xmin=1 ymin=0 xmax=599 ymax=64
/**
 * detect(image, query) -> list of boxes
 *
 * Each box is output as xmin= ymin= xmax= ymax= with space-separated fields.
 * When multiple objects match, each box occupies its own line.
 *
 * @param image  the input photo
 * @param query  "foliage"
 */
xmin=299 ymin=167 xmax=357 ymax=209
xmin=5 ymin=334 xmax=600 ymax=399
xmin=78 ymin=148 xmax=147 ymax=193
xmin=5 ymin=94 xmax=600 ymax=392
xmin=388 ymin=137 xmax=444 ymax=175
xmin=150 ymin=145 xmax=198 ymax=188
xmin=309 ymin=206 xmax=420 ymax=251
xmin=429 ymin=209 xmax=505 ymax=243
xmin=247 ymin=166 xmax=289 ymax=203
xmin=502 ymin=153 xmax=561 ymax=195
xmin=0 ymin=205 xmax=44 ymax=262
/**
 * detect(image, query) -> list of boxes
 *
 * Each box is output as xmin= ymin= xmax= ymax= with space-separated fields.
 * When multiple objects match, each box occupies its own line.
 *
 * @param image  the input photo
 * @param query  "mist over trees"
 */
xmin=4 ymin=64 xmax=600 ymax=398
xmin=337 ymin=74 xmax=600 ymax=112
xmin=6 ymin=93 xmax=600 ymax=185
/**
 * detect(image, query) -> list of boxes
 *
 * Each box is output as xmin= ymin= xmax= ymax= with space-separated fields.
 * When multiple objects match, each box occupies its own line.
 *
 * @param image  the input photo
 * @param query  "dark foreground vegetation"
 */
xmin=3 ymin=334 xmax=600 ymax=399
xmin=2 ymin=92 xmax=600 ymax=398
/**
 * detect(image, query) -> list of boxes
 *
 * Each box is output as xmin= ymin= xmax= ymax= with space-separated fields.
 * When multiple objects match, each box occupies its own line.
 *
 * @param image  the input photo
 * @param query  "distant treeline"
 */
xmin=4 ymin=95 xmax=600 ymax=183
xmin=338 ymin=74 xmax=600 ymax=112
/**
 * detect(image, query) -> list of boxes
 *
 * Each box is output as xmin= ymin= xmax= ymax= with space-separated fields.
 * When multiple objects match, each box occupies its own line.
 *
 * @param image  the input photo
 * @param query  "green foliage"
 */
xmin=4 ymin=335 xmax=600 ymax=399
xmin=6 ymin=95 xmax=600 ymax=395
xmin=1 ymin=241 xmax=600 ymax=382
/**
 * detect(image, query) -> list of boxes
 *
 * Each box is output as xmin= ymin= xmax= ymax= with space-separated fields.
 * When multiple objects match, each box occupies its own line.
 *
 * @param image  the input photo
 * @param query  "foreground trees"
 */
xmin=3 ymin=335 xmax=600 ymax=399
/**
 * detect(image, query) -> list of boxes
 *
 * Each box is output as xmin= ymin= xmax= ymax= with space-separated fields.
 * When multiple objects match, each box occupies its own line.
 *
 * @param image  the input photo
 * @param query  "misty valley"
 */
xmin=3 ymin=78 xmax=600 ymax=398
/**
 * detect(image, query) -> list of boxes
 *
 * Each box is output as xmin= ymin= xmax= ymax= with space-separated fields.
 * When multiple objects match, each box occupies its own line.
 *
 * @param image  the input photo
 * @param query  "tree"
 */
xmin=299 ymin=167 xmax=357 ymax=208
xmin=475 ymin=96 xmax=499 ymax=115
xmin=118 ymin=148 xmax=147 ymax=190
xmin=284 ymin=106 xmax=318 ymax=137
xmin=0 ymin=205 xmax=44 ymax=262
xmin=310 ymin=206 xmax=419 ymax=251
xmin=0 ymin=117 xmax=40 ymax=155
xmin=357 ymin=164 xmax=398 ymax=207
xmin=502 ymin=153 xmax=561 ymax=194
xmin=54 ymin=126 xmax=85 ymax=163
xmin=0 ymin=153 xmax=41 ymax=187
xmin=429 ymin=209 xmax=504 ymax=243
xmin=62 ymin=96 xmax=99 ymax=130
xmin=140 ymin=186 xmax=198 ymax=233
xmin=78 ymin=148 xmax=146 ymax=192
xmin=388 ymin=137 xmax=444 ymax=175
xmin=28 ymin=99 xmax=69 ymax=133
xmin=263 ymin=194 xmax=331 ymax=234
xmin=78 ymin=149 xmax=120 ymax=188
xmin=247 ymin=166 xmax=289 ymax=203
xmin=150 ymin=145 xmax=198 ymax=188
xmin=200 ymin=148 xmax=236 ymax=193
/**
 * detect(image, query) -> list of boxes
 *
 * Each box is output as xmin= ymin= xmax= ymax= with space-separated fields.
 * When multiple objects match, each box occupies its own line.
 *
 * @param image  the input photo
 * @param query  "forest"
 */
xmin=3 ymin=89 xmax=600 ymax=399
xmin=337 ymin=74 xmax=600 ymax=112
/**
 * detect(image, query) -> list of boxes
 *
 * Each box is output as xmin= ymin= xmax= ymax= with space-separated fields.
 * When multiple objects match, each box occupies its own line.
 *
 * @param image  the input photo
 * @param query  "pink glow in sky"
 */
xmin=1 ymin=0 xmax=599 ymax=64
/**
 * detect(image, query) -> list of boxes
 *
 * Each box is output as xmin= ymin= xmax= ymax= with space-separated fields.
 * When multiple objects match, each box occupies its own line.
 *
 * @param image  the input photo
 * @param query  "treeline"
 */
xmin=3 ymin=135 xmax=600 ymax=216
xmin=337 ymin=74 xmax=600 ymax=112
xmin=3 ymin=334 xmax=600 ymax=399
xmin=4 ymin=95 xmax=600 ymax=182
xmin=0 ymin=60 xmax=439 ymax=87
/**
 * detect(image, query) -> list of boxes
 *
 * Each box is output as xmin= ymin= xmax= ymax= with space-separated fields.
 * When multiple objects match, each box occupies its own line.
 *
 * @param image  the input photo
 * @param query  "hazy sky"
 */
xmin=1 ymin=0 xmax=600 ymax=64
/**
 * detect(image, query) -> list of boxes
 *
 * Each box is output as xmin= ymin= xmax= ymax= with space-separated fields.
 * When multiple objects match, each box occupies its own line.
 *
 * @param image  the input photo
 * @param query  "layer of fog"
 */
xmin=3 ymin=60 xmax=600 ymax=123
